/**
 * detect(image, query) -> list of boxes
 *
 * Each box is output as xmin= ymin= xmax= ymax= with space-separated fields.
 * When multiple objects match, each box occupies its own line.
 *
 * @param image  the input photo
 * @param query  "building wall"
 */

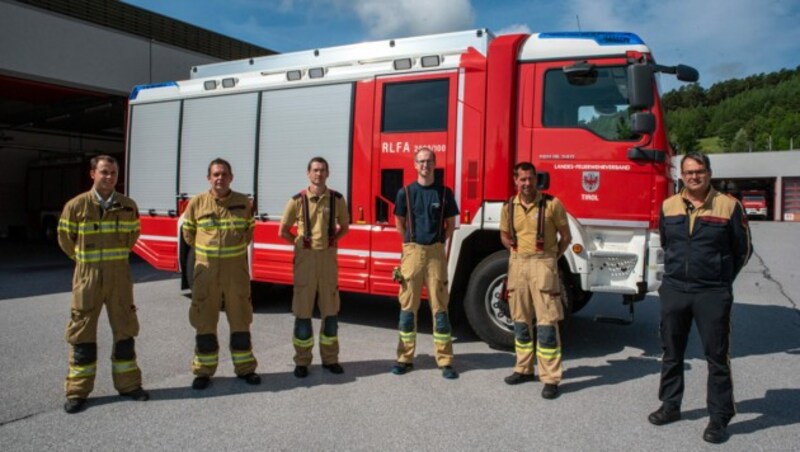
xmin=0 ymin=0 xmax=221 ymax=94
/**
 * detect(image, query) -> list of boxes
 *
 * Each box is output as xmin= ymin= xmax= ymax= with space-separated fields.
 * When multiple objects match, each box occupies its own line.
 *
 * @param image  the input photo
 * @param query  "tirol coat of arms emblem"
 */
xmin=582 ymin=171 xmax=600 ymax=193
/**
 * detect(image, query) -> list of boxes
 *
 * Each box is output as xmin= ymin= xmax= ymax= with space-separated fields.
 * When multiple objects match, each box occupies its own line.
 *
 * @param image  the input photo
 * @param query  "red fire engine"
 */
xmin=126 ymin=29 xmax=698 ymax=348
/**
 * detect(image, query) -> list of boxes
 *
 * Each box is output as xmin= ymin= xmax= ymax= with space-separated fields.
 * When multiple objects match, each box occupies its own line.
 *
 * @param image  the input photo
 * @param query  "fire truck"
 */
xmin=126 ymin=29 xmax=697 ymax=348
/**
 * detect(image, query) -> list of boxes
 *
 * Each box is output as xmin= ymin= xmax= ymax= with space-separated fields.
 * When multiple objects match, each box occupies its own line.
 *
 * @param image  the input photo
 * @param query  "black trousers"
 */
xmin=657 ymin=284 xmax=735 ymax=423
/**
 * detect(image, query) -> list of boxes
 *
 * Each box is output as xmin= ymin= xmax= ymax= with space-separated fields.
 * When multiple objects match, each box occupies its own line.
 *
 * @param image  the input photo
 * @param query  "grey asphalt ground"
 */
xmin=1 ymin=222 xmax=798 ymax=451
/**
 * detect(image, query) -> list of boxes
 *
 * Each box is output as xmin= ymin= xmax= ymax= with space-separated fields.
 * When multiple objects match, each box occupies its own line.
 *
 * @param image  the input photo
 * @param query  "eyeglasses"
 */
xmin=681 ymin=169 xmax=708 ymax=177
xmin=415 ymin=159 xmax=435 ymax=165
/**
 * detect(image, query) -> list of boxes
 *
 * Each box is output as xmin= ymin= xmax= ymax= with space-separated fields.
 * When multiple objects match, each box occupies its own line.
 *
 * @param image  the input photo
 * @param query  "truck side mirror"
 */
xmin=537 ymin=171 xmax=550 ymax=190
xmin=675 ymin=64 xmax=699 ymax=82
xmin=627 ymin=64 xmax=654 ymax=109
xmin=630 ymin=112 xmax=656 ymax=135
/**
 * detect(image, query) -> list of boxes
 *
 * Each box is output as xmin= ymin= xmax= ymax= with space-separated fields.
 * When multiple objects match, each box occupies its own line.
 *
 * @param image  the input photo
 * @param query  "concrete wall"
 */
xmin=0 ymin=0 xmax=221 ymax=94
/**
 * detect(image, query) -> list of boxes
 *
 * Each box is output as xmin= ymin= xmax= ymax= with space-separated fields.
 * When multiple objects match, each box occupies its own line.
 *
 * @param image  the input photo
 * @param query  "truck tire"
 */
xmin=464 ymin=250 xmax=591 ymax=349
xmin=464 ymin=250 xmax=514 ymax=349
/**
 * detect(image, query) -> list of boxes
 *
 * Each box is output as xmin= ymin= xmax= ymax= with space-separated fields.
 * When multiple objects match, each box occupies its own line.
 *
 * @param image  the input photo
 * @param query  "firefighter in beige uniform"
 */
xmin=500 ymin=162 xmax=571 ymax=399
xmin=57 ymin=155 xmax=148 ymax=414
xmin=391 ymin=147 xmax=460 ymax=380
xmin=279 ymin=157 xmax=349 ymax=378
xmin=182 ymin=158 xmax=261 ymax=390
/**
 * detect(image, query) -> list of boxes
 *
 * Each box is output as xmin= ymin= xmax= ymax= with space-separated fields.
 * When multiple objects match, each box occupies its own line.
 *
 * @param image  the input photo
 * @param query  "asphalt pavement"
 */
xmin=0 ymin=221 xmax=798 ymax=451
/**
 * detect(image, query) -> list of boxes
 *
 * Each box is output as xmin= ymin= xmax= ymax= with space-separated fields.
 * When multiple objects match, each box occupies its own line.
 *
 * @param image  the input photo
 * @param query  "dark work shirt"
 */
xmin=394 ymin=182 xmax=459 ymax=244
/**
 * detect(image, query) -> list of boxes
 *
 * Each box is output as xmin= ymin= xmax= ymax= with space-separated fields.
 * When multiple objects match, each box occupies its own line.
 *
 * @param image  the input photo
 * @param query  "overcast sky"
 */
xmin=123 ymin=0 xmax=799 ymax=92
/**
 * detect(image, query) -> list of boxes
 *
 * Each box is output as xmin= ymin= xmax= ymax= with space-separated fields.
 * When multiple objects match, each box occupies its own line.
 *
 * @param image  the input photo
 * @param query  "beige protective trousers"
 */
xmin=292 ymin=247 xmax=340 ymax=366
xmin=65 ymin=261 xmax=141 ymax=398
xmin=507 ymin=253 xmax=564 ymax=384
xmin=190 ymin=256 xmax=257 ymax=377
xmin=396 ymin=242 xmax=453 ymax=367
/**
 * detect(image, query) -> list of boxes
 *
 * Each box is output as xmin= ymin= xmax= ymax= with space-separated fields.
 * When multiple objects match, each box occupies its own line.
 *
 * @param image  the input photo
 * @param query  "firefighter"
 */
xmin=57 ymin=155 xmax=148 ymax=414
xmin=182 ymin=158 xmax=261 ymax=390
xmin=648 ymin=152 xmax=752 ymax=444
xmin=391 ymin=147 xmax=460 ymax=379
xmin=279 ymin=156 xmax=349 ymax=378
xmin=499 ymin=162 xmax=571 ymax=399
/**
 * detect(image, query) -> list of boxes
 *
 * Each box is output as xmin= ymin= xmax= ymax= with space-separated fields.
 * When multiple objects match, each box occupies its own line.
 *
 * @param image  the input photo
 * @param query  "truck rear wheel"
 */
xmin=464 ymin=250 xmax=590 ymax=349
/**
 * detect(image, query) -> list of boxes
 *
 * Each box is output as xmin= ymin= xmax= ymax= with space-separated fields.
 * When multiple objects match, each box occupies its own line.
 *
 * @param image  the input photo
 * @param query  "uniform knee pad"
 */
xmin=514 ymin=323 xmax=532 ymax=342
xmin=73 ymin=343 xmax=97 ymax=365
xmin=323 ymin=316 xmax=338 ymax=337
xmin=196 ymin=334 xmax=219 ymax=353
xmin=398 ymin=311 xmax=415 ymax=333
xmin=114 ymin=338 xmax=136 ymax=360
xmin=537 ymin=325 xmax=557 ymax=348
xmin=230 ymin=332 xmax=252 ymax=350
xmin=434 ymin=311 xmax=451 ymax=334
xmin=294 ymin=318 xmax=313 ymax=340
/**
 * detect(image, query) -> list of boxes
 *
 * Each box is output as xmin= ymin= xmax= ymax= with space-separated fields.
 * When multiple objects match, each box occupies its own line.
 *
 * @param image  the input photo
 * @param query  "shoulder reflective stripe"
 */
xmin=112 ymin=360 xmax=139 ymax=374
xmin=68 ymin=363 xmax=97 ymax=379
xmin=231 ymin=351 xmax=256 ymax=364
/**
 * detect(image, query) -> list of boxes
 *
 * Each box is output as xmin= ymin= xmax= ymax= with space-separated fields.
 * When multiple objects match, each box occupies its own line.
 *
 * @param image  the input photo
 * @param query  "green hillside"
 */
xmin=662 ymin=66 xmax=800 ymax=153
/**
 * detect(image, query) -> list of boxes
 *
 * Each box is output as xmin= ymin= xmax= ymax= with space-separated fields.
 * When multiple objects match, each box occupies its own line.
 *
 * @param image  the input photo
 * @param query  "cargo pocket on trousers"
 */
xmin=535 ymin=258 xmax=560 ymax=292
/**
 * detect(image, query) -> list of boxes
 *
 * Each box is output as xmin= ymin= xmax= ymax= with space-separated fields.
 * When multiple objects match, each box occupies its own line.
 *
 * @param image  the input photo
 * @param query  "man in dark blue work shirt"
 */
xmin=648 ymin=152 xmax=752 ymax=444
xmin=390 ymin=147 xmax=460 ymax=379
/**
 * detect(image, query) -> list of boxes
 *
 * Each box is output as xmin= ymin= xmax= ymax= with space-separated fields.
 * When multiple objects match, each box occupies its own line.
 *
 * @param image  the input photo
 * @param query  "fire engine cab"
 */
xmin=126 ymin=29 xmax=698 ymax=348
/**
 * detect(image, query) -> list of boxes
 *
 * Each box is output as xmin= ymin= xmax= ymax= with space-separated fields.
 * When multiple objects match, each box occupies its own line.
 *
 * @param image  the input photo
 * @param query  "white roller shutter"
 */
xmin=258 ymin=84 xmax=353 ymax=217
xmin=179 ymin=93 xmax=259 ymax=197
xmin=128 ymin=101 xmax=180 ymax=213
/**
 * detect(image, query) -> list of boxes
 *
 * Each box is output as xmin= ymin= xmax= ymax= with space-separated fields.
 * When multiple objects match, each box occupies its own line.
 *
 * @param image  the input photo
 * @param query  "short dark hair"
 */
xmin=90 ymin=155 xmax=118 ymax=170
xmin=307 ymin=156 xmax=329 ymax=172
xmin=207 ymin=158 xmax=233 ymax=177
xmin=680 ymin=152 xmax=711 ymax=173
xmin=415 ymin=147 xmax=435 ymax=163
xmin=513 ymin=161 xmax=536 ymax=178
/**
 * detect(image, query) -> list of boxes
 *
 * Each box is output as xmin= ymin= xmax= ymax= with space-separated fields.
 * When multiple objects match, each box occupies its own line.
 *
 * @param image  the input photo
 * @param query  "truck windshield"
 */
xmin=542 ymin=66 xmax=639 ymax=141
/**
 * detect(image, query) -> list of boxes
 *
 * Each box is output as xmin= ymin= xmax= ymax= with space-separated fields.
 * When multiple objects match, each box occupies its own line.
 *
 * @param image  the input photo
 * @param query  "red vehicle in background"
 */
xmin=741 ymin=190 xmax=768 ymax=220
xmin=125 ymin=29 xmax=697 ymax=348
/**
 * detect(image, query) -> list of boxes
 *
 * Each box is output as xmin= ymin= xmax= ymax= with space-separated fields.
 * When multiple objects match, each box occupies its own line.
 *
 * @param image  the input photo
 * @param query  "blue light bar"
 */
xmin=130 ymin=81 xmax=178 ymax=100
xmin=538 ymin=32 xmax=645 ymax=46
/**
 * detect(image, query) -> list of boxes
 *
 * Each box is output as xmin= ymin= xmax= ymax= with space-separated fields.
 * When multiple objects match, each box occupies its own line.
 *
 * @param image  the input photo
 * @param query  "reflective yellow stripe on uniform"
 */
xmin=68 ymin=363 xmax=97 ymax=379
xmin=197 ymin=218 xmax=251 ymax=231
xmin=433 ymin=332 xmax=452 ymax=344
xmin=515 ymin=340 xmax=534 ymax=351
xmin=536 ymin=346 xmax=561 ymax=359
xmin=399 ymin=331 xmax=416 ymax=344
xmin=58 ymin=219 xmax=78 ymax=234
xmin=320 ymin=334 xmax=338 ymax=346
xmin=194 ymin=243 xmax=247 ymax=258
xmin=73 ymin=247 xmax=131 ymax=263
xmin=193 ymin=353 xmax=219 ymax=367
xmin=112 ymin=360 xmax=139 ymax=374
xmin=293 ymin=337 xmax=314 ymax=348
xmin=182 ymin=220 xmax=197 ymax=231
xmin=231 ymin=351 xmax=256 ymax=365
xmin=76 ymin=220 xmax=140 ymax=235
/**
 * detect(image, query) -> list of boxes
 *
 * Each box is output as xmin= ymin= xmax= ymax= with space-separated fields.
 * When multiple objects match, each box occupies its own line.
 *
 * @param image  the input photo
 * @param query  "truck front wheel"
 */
xmin=464 ymin=250 xmax=588 ymax=350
